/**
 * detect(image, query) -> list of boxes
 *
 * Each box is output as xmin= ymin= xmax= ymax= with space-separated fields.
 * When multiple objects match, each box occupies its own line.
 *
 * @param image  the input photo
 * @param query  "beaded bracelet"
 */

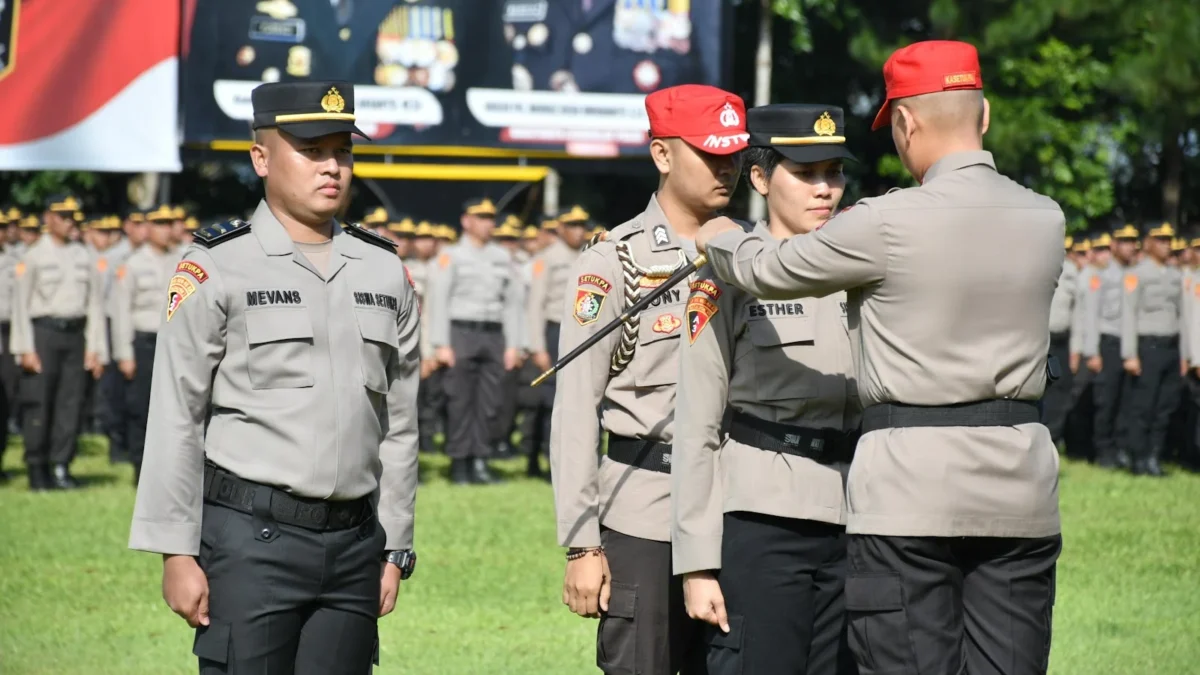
xmin=566 ymin=547 xmax=603 ymax=561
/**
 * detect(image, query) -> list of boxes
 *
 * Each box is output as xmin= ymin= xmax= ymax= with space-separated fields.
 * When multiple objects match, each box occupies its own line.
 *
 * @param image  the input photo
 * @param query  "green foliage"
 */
xmin=0 ymin=171 xmax=100 ymax=211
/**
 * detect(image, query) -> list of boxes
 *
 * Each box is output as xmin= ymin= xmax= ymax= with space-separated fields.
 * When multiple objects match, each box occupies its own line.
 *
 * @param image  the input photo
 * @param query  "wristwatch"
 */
xmin=384 ymin=549 xmax=417 ymax=580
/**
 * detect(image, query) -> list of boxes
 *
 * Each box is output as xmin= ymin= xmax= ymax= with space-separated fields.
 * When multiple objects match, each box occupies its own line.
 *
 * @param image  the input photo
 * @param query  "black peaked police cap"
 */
xmin=747 ymin=104 xmax=856 ymax=164
xmin=252 ymin=81 xmax=370 ymax=140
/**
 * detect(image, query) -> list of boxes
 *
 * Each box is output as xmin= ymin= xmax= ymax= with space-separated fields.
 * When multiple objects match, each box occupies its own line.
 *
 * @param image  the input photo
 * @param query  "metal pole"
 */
xmin=747 ymin=0 xmax=773 ymax=223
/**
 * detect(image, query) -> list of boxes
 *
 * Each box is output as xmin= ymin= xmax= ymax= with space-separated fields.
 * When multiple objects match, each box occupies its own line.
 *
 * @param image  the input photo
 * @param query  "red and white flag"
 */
xmin=0 ymin=0 xmax=181 ymax=171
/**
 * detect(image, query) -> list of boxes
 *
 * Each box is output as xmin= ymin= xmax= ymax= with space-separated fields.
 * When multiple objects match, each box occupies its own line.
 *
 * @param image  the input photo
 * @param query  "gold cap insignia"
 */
xmin=814 ymin=111 xmax=837 ymax=137
xmin=322 ymin=87 xmax=346 ymax=114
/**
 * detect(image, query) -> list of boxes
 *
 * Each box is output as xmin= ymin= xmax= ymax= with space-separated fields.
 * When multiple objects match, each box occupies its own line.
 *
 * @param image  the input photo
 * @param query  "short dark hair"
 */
xmin=743 ymin=146 xmax=784 ymax=184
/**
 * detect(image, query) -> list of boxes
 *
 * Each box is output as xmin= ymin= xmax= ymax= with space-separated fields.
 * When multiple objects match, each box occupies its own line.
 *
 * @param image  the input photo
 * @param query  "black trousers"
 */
xmin=100 ymin=319 xmax=129 ymax=460
xmin=708 ymin=513 xmax=856 ymax=675
xmin=845 ymin=535 xmax=1060 ymax=675
xmin=0 ymin=322 xmax=13 ymax=467
xmin=126 ymin=332 xmax=157 ymax=471
xmin=1041 ymin=333 xmax=1073 ymax=444
xmin=194 ymin=501 xmax=384 ymax=674
xmin=494 ymin=360 xmax=523 ymax=447
xmin=599 ymin=528 xmax=707 ymax=675
xmin=1063 ymin=365 xmax=1095 ymax=462
xmin=444 ymin=323 xmax=505 ymax=460
xmin=417 ymin=367 xmax=445 ymax=452
xmin=1125 ymin=335 xmax=1182 ymax=463
xmin=1092 ymin=335 xmax=1130 ymax=464
xmin=520 ymin=322 xmax=560 ymax=457
xmin=21 ymin=321 xmax=86 ymax=468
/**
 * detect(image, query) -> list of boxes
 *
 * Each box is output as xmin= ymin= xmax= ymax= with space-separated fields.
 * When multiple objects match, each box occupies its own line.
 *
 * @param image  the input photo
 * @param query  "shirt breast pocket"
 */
xmin=747 ymin=317 xmax=819 ymax=402
xmin=631 ymin=308 xmax=683 ymax=388
xmin=244 ymin=308 xmax=315 ymax=390
xmin=35 ymin=266 xmax=61 ymax=298
xmin=355 ymin=309 xmax=397 ymax=394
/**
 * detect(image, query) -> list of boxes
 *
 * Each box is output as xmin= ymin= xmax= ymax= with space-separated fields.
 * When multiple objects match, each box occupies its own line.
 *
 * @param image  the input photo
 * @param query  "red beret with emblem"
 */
xmin=645 ymin=85 xmax=749 ymax=156
xmin=871 ymin=40 xmax=984 ymax=131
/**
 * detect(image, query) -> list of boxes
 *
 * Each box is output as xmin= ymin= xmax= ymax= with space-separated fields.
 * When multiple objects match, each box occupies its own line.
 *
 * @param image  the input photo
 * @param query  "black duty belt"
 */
xmin=860 ymin=400 xmax=1041 ymax=434
xmin=134 ymin=331 xmax=158 ymax=343
xmin=203 ymin=461 xmax=371 ymax=532
xmin=728 ymin=410 xmax=857 ymax=463
xmin=1049 ymin=331 xmax=1069 ymax=345
xmin=1139 ymin=334 xmax=1179 ymax=347
xmin=451 ymin=319 xmax=502 ymax=332
xmin=607 ymin=435 xmax=672 ymax=474
xmin=33 ymin=316 xmax=85 ymax=332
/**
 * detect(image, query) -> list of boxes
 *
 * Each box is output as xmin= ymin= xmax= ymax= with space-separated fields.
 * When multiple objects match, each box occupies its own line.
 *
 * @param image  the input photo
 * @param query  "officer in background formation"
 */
xmin=0 ymin=210 xmax=18 ymax=481
xmin=85 ymin=215 xmax=135 ymax=463
xmin=1061 ymin=234 xmax=1099 ymax=462
xmin=696 ymin=41 xmax=1063 ymax=675
xmin=130 ymin=81 xmax=419 ymax=673
xmin=552 ymin=84 xmax=746 ymax=675
xmin=428 ymin=197 xmax=524 ymax=485
xmin=504 ymin=0 xmax=718 ymax=94
xmin=111 ymin=211 xmax=179 ymax=485
xmin=1042 ymin=235 xmax=1083 ymax=448
xmin=493 ymin=214 xmax=531 ymax=459
xmin=674 ymin=103 xmax=859 ymax=675
xmin=11 ymin=195 xmax=108 ymax=491
xmin=1085 ymin=222 xmax=1140 ymax=469
xmin=404 ymin=220 xmax=446 ymax=454
xmin=1120 ymin=222 xmax=1183 ymax=477
xmin=524 ymin=206 xmax=589 ymax=478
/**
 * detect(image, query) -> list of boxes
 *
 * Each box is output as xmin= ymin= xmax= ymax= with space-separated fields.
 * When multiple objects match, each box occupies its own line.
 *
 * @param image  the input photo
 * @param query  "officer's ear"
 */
xmin=981 ymin=96 xmax=991 ymax=136
xmin=250 ymin=129 xmax=272 ymax=178
xmin=749 ymin=164 xmax=770 ymax=198
xmin=649 ymin=138 xmax=671 ymax=175
xmin=894 ymin=104 xmax=917 ymax=143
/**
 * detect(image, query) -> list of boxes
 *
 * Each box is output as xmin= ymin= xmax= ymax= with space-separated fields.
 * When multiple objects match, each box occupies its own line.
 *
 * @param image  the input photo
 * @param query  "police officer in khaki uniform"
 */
xmin=111 ymin=214 xmax=179 ymax=485
xmin=524 ymin=206 xmax=589 ymax=476
xmin=1062 ymin=236 xmax=1098 ymax=461
xmin=493 ymin=215 xmax=530 ymax=459
xmin=0 ymin=213 xmax=17 ymax=480
xmin=674 ymin=104 xmax=859 ymax=675
xmin=1120 ymin=222 xmax=1183 ymax=477
xmin=1087 ymin=222 xmax=1140 ymax=468
xmin=427 ymin=198 xmax=523 ymax=484
xmin=11 ymin=195 xmax=107 ymax=491
xmin=552 ymin=84 xmax=747 ymax=675
xmin=1043 ymin=235 xmax=1081 ymax=445
xmin=406 ymin=221 xmax=444 ymax=453
xmin=128 ymin=81 xmax=420 ymax=674
xmin=697 ymin=42 xmax=1063 ymax=675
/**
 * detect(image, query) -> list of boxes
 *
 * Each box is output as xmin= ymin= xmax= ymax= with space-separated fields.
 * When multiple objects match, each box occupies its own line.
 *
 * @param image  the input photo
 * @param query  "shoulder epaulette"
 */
xmin=342 ymin=220 xmax=397 ymax=252
xmin=192 ymin=219 xmax=252 ymax=248
xmin=731 ymin=218 xmax=755 ymax=233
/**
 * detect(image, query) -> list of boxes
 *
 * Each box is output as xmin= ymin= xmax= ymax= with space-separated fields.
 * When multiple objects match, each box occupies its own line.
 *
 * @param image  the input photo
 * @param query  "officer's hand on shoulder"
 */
xmin=696 ymin=216 xmax=740 ymax=255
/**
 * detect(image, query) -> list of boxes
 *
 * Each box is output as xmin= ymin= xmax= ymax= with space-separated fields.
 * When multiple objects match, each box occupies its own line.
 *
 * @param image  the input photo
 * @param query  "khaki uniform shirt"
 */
xmin=1049 ymin=259 xmax=1078 ymax=336
xmin=111 ymin=245 xmax=176 ymax=362
xmin=403 ymin=256 xmax=436 ymax=361
xmin=1121 ymin=257 xmax=1181 ymax=359
xmin=0 ymin=245 xmax=17 ymax=322
xmin=10 ymin=234 xmax=108 ymax=361
xmin=1074 ymin=265 xmax=1099 ymax=357
xmin=527 ymin=238 xmax=581 ymax=353
xmin=672 ymin=223 xmax=858 ymax=574
xmin=1089 ymin=262 xmax=1126 ymax=344
xmin=1180 ymin=268 xmax=1194 ymax=363
xmin=426 ymin=239 xmax=523 ymax=350
xmin=101 ymin=238 xmax=134 ymax=319
xmin=551 ymin=194 xmax=695 ymax=547
xmin=128 ymin=201 xmax=422 ymax=557
xmin=704 ymin=151 xmax=1064 ymax=539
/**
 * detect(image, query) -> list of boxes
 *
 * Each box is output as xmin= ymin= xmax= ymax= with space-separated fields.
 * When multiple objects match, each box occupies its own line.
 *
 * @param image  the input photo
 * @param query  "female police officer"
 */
xmin=672 ymin=104 xmax=859 ymax=675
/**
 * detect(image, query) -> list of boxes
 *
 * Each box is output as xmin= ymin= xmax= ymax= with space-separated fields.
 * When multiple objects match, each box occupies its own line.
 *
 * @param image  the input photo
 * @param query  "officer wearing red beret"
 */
xmin=551 ymin=83 xmax=745 ymax=674
xmin=698 ymin=40 xmax=1064 ymax=675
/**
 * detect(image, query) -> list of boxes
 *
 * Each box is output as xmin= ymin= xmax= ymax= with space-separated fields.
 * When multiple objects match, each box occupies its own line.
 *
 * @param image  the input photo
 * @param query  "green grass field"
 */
xmin=1 ymin=439 xmax=1198 ymax=674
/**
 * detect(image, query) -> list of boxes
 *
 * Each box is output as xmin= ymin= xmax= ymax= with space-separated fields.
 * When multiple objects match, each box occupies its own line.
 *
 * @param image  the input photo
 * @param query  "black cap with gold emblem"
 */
xmin=251 ymin=81 xmax=369 ymax=140
xmin=747 ymin=105 xmax=855 ymax=164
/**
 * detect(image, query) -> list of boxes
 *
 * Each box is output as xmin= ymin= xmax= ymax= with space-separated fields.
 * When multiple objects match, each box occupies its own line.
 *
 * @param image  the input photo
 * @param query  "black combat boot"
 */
xmin=449 ymin=458 xmax=472 ymax=485
xmin=470 ymin=458 xmax=502 ymax=485
xmin=52 ymin=464 xmax=80 ymax=490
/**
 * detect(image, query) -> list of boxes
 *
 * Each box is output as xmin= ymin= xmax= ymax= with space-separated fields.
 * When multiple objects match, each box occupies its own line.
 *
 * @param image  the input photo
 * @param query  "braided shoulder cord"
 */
xmin=582 ymin=230 xmax=608 ymax=251
xmin=609 ymin=243 xmax=688 ymax=377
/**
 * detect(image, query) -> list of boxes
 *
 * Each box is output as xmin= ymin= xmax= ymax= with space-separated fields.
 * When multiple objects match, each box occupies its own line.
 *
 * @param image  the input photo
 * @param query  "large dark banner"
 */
xmin=181 ymin=0 xmax=727 ymax=157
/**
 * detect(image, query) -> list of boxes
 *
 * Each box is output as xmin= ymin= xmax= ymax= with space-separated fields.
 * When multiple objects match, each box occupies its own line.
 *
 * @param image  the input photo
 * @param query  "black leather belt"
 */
xmin=607 ymin=435 xmax=672 ymax=474
xmin=861 ymin=400 xmax=1041 ymax=434
xmin=203 ymin=461 xmax=371 ymax=532
xmin=451 ymin=320 xmax=502 ymax=332
xmin=33 ymin=316 xmax=85 ymax=332
xmin=1049 ymin=331 xmax=1069 ymax=346
xmin=728 ymin=410 xmax=857 ymax=463
xmin=1139 ymin=334 xmax=1179 ymax=347
xmin=134 ymin=331 xmax=158 ymax=342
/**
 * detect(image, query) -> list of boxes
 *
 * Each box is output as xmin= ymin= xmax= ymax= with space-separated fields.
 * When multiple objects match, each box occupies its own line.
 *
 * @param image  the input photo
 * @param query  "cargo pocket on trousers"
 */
xmin=705 ymin=614 xmax=745 ymax=675
xmin=596 ymin=582 xmax=637 ymax=674
xmin=845 ymin=573 xmax=918 ymax=675
xmin=192 ymin=620 xmax=231 ymax=666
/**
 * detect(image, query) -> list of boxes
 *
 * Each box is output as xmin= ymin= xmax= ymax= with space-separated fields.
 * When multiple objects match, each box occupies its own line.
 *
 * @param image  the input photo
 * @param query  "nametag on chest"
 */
xmin=246 ymin=289 xmax=303 ymax=307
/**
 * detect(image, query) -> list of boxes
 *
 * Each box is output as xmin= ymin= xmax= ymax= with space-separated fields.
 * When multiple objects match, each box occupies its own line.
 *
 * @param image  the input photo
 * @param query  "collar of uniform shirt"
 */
xmin=249 ymin=199 xmax=363 ymax=260
xmin=921 ymin=150 xmax=996 ymax=183
xmin=642 ymin=193 xmax=687 ymax=253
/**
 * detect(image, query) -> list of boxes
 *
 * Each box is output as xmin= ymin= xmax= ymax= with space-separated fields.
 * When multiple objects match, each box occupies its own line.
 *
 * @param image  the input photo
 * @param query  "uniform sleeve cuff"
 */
xmin=128 ymin=519 xmax=201 ymax=557
xmin=671 ymin=535 xmax=723 ymax=576
xmin=557 ymin=519 xmax=601 ymax=549
xmin=381 ymin=516 xmax=414 ymax=551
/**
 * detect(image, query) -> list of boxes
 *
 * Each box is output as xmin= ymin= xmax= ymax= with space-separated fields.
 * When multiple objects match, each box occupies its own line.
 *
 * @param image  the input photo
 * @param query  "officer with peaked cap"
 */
xmin=426 ymin=197 xmax=523 ymax=484
xmin=1088 ymin=221 xmax=1141 ymax=469
xmin=1121 ymin=221 xmax=1183 ymax=476
xmin=697 ymin=41 xmax=1064 ymax=675
xmin=11 ymin=194 xmax=108 ymax=491
xmin=493 ymin=213 xmax=531 ymax=460
xmin=1042 ymin=234 xmax=1082 ymax=448
xmin=0 ymin=210 xmax=16 ymax=480
xmin=552 ymin=83 xmax=745 ymax=675
xmin=129 ymin=81 xmax=421 ymax=674
xmin=674 ymin=103 xmax=859 ymax=674
xmin=1062 ymin=234 xmax=1099 ymax=462
xmin=406 ymin=220 xmax=445 ymax=453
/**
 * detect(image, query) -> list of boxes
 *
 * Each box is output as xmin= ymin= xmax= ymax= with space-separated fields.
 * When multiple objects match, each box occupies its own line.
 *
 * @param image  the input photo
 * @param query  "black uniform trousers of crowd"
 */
xmin=1092 ymin=334 xmax=1131 ymax=466
xmin=21 ymin=319 xmax=87 ymax=474
xmin=99 ymin=318 xmax=129 ymax=463
xmin=0 ymin=322 xmax=15 ymax=470
xmin=126 ymin=332 xmax=157 ymax=476
xmin=444 ymin=321 xmax=505 ymax=460
xmin=1124 ymin=335 xmax=1183 ymax=471
xmin=194 ymin=499 xmax=384 ymax=674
